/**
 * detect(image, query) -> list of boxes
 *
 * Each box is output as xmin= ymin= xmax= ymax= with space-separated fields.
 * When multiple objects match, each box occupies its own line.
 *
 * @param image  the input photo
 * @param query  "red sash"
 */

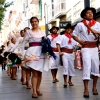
xmin=65 ymin=33 xmax=72 ymax=44
xmin=51 ymin=33 xmax=58 ymax=41
xmin=82 ymin=19 xmax=96 ymax=35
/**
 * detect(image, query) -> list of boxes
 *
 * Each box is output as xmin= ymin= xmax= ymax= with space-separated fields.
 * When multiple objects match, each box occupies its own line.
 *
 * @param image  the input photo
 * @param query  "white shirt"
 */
xmin=11 ymin=37 xmax=24 ymax=53
xmin=58 ymin=35 xmax=77 ymax=49
xmin=47 ymin=34 xmax=61 ymax=48
xmin=72 ymin=20 xmax=100 ymax=41
xmin=5 ymin=43 xmax=15 ymax=52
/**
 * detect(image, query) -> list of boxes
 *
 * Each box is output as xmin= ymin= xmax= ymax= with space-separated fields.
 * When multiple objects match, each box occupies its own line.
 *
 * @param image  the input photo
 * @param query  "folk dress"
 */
xmin=21 ymin=29 xmax=49 ymax=72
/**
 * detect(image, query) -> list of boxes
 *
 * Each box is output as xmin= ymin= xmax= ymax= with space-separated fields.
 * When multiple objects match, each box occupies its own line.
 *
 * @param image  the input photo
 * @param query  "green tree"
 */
xmin=0 ymin=0 xmax=13 ymax=30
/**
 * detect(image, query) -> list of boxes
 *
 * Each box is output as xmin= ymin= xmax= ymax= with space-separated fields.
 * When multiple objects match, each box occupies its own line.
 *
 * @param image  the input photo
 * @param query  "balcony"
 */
xmin=31 ymin=0 xmax=39 ymax=4
xmin=54 ymin=0 xmax=66 ymax=18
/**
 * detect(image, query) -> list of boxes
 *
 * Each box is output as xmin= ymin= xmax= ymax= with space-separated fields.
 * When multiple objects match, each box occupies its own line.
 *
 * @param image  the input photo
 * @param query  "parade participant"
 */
xmin=23 ymin=27 xmax=31 ymax=89
xmin=56 ymin=23 xmax=77 ymax=88
xmin=11 ymin=30 xmax=31 ymax=88
xmin=47 ymin=26 xmax=60 ymax=83
xmin=5 ymin=38 xmax=17 ymax=80
xmin=24 ymin=27 xmax=30 ymax=32
xmin=72 ymin=7 xmax=100 ymax=98
xmin=9 ymin=38 xmax=17 ymax=80
xmin=11 ymin=30 xmax=26 ymax=83
xmin=21 ymin=16 xmax=48 ymax=98
xmin=5 ymin=41 xmax=12 ymax=75
xmin=0 ymin=45 xmax=5 ymax=53
xmin=0 ymin=45 xmax=6 ymax=70
xmin=2 ymin=38 xmax=17 ymax=80
xmin=0 ymin=49 xmax=4 ymax=65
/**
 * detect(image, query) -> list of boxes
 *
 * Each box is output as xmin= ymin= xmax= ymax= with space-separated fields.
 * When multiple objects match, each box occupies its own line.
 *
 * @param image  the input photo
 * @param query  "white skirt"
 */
xmin=24 ymin=46 xmax=50 ymax=72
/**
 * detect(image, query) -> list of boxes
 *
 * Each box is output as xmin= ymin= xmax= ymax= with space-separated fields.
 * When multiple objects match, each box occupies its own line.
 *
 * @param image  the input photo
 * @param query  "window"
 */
xmin=61 ymin=3 xmax=66 ymax=9
xmin=52 ymin=4 xmax=54 ymax=9
xmin=23 ymin=3 xmax=25 ymax=11
xmin=38 ymin=0 xmax=42 ymax=19
xmin=52 ymin=11 xmax=54 ymax=16
xmin=25 ymin=0 xmax=28 ymax=7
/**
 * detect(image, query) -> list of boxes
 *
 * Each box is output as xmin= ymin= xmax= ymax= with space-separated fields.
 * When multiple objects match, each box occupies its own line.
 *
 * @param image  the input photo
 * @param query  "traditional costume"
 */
xmin=72 ymin=8 xmax=100 ymax=80
xmin=47 ymin=26 xmax=61 ymax=69
xmin=21 ymin=29 xmax=49 ymax=72
xmin=58 ymin=24 xmax=77 ymax=76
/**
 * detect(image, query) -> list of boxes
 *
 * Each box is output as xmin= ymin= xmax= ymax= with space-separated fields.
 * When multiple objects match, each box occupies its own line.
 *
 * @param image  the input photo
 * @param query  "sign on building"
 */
xmin=59 ymin=21 xmax=71 ymax=28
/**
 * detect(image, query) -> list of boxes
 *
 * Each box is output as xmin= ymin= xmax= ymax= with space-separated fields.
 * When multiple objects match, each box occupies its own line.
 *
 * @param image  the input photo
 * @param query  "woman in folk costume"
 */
xmin=72 ymin=7 xmax=100 ymax=98
xmin=56 ymin=24 xmax=77 ymax=88
xmin=21 ymin=16 xmax=48 ymax=98
xmin=23 ymin=27 xmax=31 ymax=89
xmin=47 ymin=26 xmax=60 ymax=83
xmin=8 ymin=38 xmax=17 ymax=80
xmin=10 ymin=30 xmax=31 ymax=89
xmin=5 ymin=41 xmax=12 ymax=75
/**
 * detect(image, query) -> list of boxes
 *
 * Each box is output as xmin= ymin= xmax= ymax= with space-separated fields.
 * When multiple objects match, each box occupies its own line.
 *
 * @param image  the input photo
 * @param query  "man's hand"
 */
xmin=79 ymin=40 xmax=85 ymax=46
xmin=91 ymin=29 xmax=98 ymax=34
xmin=85 ymin=24 xmax=99 ymax=35
xmin=16 ymin=53 xmax=22 ymax=56
xmin=59 ymin=52 xmax=63 ymax=56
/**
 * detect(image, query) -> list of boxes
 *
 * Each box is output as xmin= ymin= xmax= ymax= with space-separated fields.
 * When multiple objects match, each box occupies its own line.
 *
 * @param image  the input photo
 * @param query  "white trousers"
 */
xmin=62 ymin=53 xmax=75 ymax=76
xmin=51 ymin=52 xmax=60 ymax=69
xmin=81 ymin=47 xmax=99 ymax=80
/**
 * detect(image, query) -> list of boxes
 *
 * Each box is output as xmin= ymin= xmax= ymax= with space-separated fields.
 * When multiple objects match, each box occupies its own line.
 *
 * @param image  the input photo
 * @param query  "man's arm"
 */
xmin=56 ymin=43 xmax=63 ymax=55
xmin=73 ymin=36 xmax=85 ymax=46
xmin=85 ymin=24 xmax=100 ymax=36
xmin=72 ymin=23 xmax=85 ymax=46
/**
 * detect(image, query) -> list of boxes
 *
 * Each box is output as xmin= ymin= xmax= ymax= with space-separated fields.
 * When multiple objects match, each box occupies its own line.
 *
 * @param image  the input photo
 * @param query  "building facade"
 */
xmin=47 ymin=0 xmax=100 ymax=28
xmin=2 ymin=0 xmax=46 ymax=45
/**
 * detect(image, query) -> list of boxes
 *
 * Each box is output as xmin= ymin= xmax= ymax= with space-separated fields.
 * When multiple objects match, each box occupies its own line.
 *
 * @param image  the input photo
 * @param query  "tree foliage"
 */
xmin=0 ymin=0 xmax=13 ymax=30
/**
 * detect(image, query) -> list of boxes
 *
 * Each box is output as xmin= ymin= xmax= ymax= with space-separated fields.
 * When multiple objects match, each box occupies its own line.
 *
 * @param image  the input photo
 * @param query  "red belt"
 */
xmin=29 ymin=42 xmax=41 ymax=47
xmin=61 ymin=48 xmax=73 ymax=54
xmin=52 ymin=48 xmax=58 ymax=52
xmin=82 ymin=41 xmax=97 ymax=48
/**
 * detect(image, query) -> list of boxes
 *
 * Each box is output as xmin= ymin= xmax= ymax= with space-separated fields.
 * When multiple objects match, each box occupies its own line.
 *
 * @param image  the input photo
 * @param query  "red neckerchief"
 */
xmin=51 ymin=33 xmax=58 ymax=41
xmin=82 ymin=19 xmax=96 ymax=35
xmin=65 ymin=33 xmax=72 ymax=44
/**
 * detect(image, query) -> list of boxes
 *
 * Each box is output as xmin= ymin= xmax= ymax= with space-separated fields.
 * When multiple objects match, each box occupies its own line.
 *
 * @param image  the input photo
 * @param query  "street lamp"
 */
xmin=84 ymin=0 xmax=90 ymax=8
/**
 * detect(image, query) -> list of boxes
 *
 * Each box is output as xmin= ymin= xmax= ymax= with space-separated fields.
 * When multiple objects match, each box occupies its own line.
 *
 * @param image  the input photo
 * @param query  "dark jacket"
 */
xmin=41 ymin=37 xmax=56 ymax=59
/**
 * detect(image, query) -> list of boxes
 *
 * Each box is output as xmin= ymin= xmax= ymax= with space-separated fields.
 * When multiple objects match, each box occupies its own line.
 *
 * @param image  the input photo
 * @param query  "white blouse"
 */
xmin=21 ymin=30 xmax=45 ymax=50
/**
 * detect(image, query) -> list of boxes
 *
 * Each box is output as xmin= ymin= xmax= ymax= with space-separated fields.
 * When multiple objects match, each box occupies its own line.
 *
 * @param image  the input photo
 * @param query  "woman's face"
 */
xmin=31 ymin=18 xmax=39 ymax=29
xmin=21 ymin=31 xmax=25 ymax=37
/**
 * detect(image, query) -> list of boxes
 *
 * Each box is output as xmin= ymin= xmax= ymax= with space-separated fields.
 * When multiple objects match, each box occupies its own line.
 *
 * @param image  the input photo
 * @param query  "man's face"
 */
xmin=52 ymin=28 xmax=58 ymax=34
xmin=84 ymin=10 xmax=93 ymax=20
xmin=65 ymin=28 xmax=72 ymax=34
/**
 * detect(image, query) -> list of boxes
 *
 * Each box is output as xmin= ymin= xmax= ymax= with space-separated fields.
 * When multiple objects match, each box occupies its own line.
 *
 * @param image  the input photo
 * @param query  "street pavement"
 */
xmin=0 ymin=67 xmax=100 ymax=100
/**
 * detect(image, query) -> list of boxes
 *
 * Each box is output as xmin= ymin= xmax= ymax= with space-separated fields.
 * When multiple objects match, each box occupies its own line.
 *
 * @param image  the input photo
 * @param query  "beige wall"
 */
xmin=60 ymin=15 xmax=66 ymax=21
xmin=51 ymin=22 xmax=56 ymax=26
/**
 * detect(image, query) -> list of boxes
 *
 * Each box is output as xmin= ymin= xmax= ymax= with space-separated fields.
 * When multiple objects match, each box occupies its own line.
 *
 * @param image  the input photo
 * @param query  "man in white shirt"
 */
xmin=47 ymin=26 xmax=60 ymax=83
xmin=72 ymin=7 xmax=100 ymax=98
xmin=56 ymin=24 xmax=77 ymax=87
